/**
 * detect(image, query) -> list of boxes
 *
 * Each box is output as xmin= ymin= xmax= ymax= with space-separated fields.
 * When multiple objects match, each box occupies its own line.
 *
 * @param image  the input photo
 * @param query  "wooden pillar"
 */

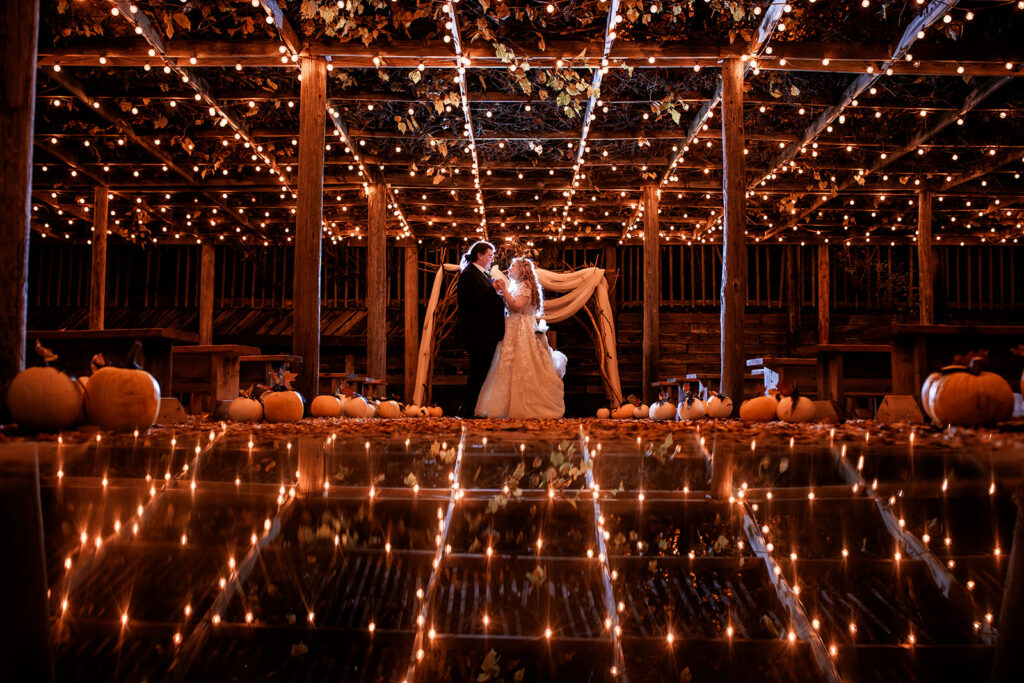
xmin=198 ymin=242 xmax=215 ymax=344
xmin=366 ymin=183 xmax=387 ymax=383
xmin=0 ymin=449 xmax=55 ymax=682
xmin=816 ymin=244 xmax=830 ymax=345
xmin=0 ymin=0 xmax=39 ymax=408
xmin=993 ymin=485 xmax=1024 ymax=683
xmin=786 ymin=245 xmax=801 ymax=351
xmin=403 ymin=244 xmax=418 ymax=402
xmin=642 ymin=184 xmax=660 ymax=404
xmin=719 ymin=57 xmax=747 ymax=403
xmin=88 ymin=187 xmax=109 ymax=329
xmin=917 ymin=189 xmax=935 ymax=325
xmin=292 ymin=56 xmax=327 ymax=403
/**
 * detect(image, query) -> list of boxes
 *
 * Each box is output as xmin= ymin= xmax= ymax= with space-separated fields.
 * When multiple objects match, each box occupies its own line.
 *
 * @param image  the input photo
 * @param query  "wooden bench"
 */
xmin=795 ymin=344 xmax=891 ymax=414
xmin=28 ymin=328 xmax=198 ymax=394
xmin=172 ymin=344 xmax=260 ymax=414
xmin=239 ymin=354 xmax=302 ymax=388
xmin=319 ymin=373 xmax=387 ymax=399
xmin=746 ymin=356 xmax=817 ymax=397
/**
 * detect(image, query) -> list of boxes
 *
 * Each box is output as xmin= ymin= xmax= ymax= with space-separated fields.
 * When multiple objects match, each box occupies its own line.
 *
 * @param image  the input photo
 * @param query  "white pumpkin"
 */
xmin=428 ymin=405 xmax=444 ymax=418
xmin=228 ymin=397 xmax=263 ymax=423
xmin=706 ymin=394 xmax=734 ymax=419
xmin=311 ymin=395 xmax=343 ymax=417
xmin=405 ymin=403 xmax=421 ymax=417
xmin=344 ymin=395 xmax=369 ymax=418
xmin=596 ymin=407 xmax=611 ymax=419
xmin=633 ymin=404 xmax=650 ymax=419
xmin=612 ymin=404 xmax=635 ymax=419
xmin=7 ymin=366 xmax=84 ymax=432
xmin=677 ymin=396 xmax=706 ymax=421
xmin=740 ymin=395 xmax=778 ymax=421
xmin=776 ymin=395 xmax=816 ymax=423
xmin=85 ymin=366 xmax=160 ymax=432
xmin=264 ymin=391 xmax=304 ymax=422
xmin=378 ymin=400 xmax=402 ymax=419
xmin=649 ymin=401 xmax=677 ymax=421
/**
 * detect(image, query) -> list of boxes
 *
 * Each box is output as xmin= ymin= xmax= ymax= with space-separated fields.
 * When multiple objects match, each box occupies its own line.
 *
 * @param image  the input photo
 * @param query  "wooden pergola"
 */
xmin=4 ymin=0 xmax=1024 ymax=406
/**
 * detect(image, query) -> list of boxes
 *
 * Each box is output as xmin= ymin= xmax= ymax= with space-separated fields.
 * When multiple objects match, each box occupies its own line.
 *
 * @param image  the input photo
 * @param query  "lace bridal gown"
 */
xmin=475 ymin=285 xmax=568 ymax=419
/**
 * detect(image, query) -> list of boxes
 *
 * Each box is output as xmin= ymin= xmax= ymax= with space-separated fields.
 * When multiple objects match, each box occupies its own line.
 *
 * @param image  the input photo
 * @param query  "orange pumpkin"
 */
xmin=85 ymin=366 xmax=160 ymax=432
xmin=740 ymin=395 xmax=778 ymax=421
xmin=7 ymin=366 xmax=84 ymax=432
xmin=264 ymin=391 xmax=304 ymax=422
xmin=923 ymin=361 xmax=1014 ymax=427
xmin=228 ymin=396 xmax=264 ymax=423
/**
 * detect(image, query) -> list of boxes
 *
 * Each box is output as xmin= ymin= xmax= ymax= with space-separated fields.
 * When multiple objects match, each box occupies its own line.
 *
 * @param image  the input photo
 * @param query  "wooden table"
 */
xmin=172 ymin=344 xmax=260 ymax=413
xmin=746 ymin=356 xmax=817 ymax=396
xmin=239 ymin=354 xmax=302 ymax=389
xmin=795 ymin=344 xmax=891 ymax=409
xmin=866 ymin=324 xmax=1024 ymax=395
xmin=27 ymin=328 xmax=198 ymax=393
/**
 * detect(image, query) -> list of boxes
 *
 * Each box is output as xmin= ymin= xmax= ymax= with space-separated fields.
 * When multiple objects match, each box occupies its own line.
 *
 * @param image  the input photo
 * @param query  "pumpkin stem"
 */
xmin=126 ymin=340 xmax=144 ymax=370
xmin=34 ymin=339 xmax=58 ymax=366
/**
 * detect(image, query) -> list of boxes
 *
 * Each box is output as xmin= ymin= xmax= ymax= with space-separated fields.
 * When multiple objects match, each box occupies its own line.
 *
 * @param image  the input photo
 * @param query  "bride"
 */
xmin=475 ymin=257 xmax=568 ymax=419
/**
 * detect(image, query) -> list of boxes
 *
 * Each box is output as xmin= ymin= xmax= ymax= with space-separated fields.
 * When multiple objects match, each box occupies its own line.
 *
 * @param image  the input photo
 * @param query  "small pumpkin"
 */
xmin=923 ymin=352 xmax=1014 ymax=427
xmin=404 ymin=403 xmax=421 ymax=417
xmin=228 ymin=386 xmax=264 ymax=423
xmin=311 ymin=395 xmax=343 ymax=417
xmin=596 ymin=407 xmax=611 ymax=419
xmin=428 ymin=405 xmax=444 ymax=418
xmin=612 ymin=403 xmax=635 ymax=419
xmin=740 ymin=391 xmax=779 ymax=421
xmin=676 ymin=393 xmax=706 ymax=421
xmin=365 ymin=401 xmax=379 ymax=418
xmin=649 ymin=398 xmax=677 ymax=421
xmin=706 ymin=392 xmax=733 ymax=419
xmin=8 ymin=364 xmax=84 ymax=433
xmin=378 ymin=400 xmax=402 ymax=419
xmin=633 ymin=404 xmax=650 ymax=420
xmin=777 ymin=395 xmax=815 ymax=423
xmin=344 ymin=395 xmax=369 ymax=418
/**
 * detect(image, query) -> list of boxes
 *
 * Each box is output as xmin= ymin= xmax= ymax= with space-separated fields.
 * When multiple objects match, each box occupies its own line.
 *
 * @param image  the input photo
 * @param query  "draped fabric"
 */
xmin=412 ymin=264 xmax=623 ymax=407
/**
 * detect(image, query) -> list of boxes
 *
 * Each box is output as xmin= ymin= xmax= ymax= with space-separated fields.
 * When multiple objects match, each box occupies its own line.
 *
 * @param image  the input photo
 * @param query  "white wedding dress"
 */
xmin=475 ymin=284 xmax=568 ymax=419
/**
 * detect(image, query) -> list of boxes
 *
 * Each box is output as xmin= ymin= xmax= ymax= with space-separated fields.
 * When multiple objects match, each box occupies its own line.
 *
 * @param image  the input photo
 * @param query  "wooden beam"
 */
xmin=720 ymin=57 xmax=747 ymax=404
xmin=0 ymin=0 xmax=38 ymax=409
xmin=198 ymin=242 xmax=215 ymax=344
xmin=642 ymin=184 xmax=659 ymax=405
xmin=941 ymin=150 xmax=1024 ymax=192
xmin=255 ymin=0 xmax=302 ymax=55
xmin=786 ymin=245 xmax=801 ymax=351
xmin=403 ymin=244 xmax=419 ymax=403
xmin=816 ymin=244 xmax=830 ymax=345
xmin=367 ymin=182 xmax=387 ymax=383
xmin=88 ymin=187 xmax=109 ymax=330
xmin=292 ymin=56 xmax=327 ymax=403
xmin=917 ymin=189 xmax=934 ymax=325
xmin=759 ymin=0 xmax=961 ymax=193
xmin=766 ymin=73 xmax=1010 ymax=238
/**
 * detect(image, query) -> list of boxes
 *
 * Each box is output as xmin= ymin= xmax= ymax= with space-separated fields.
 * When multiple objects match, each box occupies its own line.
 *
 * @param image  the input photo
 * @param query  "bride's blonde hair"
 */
xmin=511 ymin=256 xmax=543 ymax=316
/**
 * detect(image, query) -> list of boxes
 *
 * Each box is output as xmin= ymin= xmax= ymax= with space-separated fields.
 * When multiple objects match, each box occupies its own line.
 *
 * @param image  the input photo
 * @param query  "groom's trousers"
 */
xmin=459 ymin=340 xmax=499 ymax=417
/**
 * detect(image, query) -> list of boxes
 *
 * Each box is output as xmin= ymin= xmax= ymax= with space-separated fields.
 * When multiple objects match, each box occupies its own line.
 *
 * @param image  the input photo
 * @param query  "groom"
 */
xmin=456 ymin=241 xmax=505 ymax=418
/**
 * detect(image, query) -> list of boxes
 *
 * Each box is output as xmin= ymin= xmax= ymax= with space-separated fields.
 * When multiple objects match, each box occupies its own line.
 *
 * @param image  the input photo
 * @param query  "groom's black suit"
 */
xmin=456 ymin=264 xmax=506 ymax=417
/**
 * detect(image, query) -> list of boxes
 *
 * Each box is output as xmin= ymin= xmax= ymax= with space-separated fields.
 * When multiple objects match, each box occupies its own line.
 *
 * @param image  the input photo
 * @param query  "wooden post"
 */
xmin=403 ymin=244 xmax=418 ymax=402
xmin=0 ymin=0 xmax=39 ymax=408
xmin=993 ymin=485 xmax=1024 ymax=683
xmin=292 ymin=56 xmax=327 ymax=403
xmin=720 ymin=57 xmax=747 ymax=403
xmin=816 ymin=244 xmax=830 ymax=345
xmin=917 ymin=189 xmax=934 ymax=325
xmin=642 ymin=184 xmax=660 ymax=404
xmin=88 ymin=187 xmax=109 ymax=330
xmin=198 ymin=242 xmax=215 ymax=344
xmin=786 ymin=245 xmax=801 ymax=351
xmin=366 ymin=183 xmax=387 ymax=383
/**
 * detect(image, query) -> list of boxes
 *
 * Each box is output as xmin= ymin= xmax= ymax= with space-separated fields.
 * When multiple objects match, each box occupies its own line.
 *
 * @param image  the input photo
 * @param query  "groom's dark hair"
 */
xmin=461 ymin=240 xmax=495 ymax=268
